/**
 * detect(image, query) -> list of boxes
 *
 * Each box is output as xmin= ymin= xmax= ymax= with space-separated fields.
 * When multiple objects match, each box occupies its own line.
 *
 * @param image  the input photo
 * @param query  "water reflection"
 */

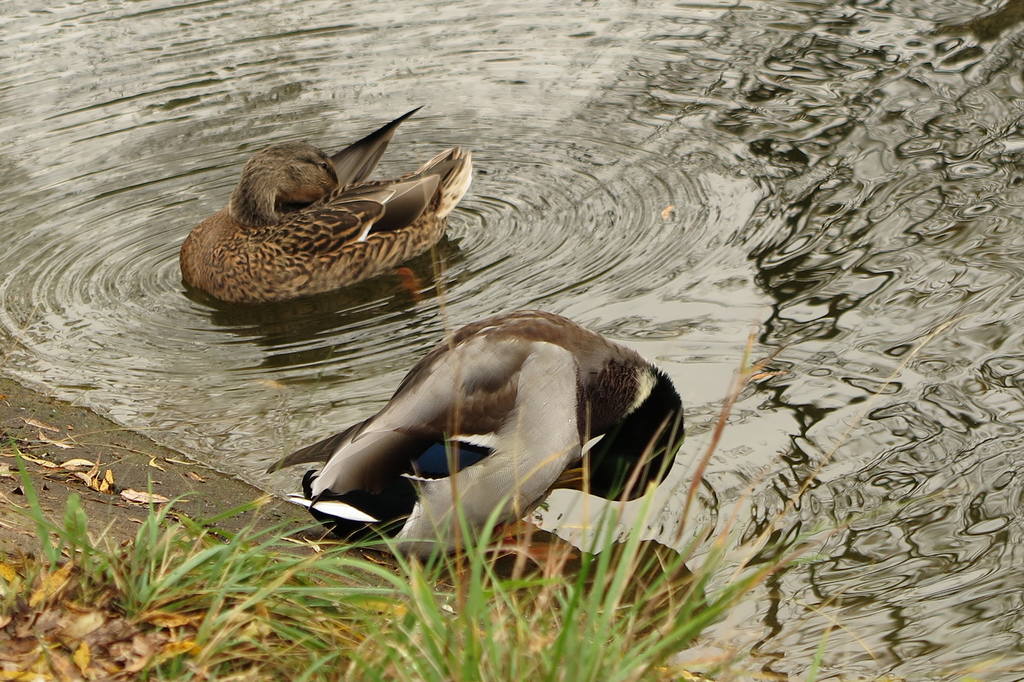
xmin=3 ymin=0 xmax=1024 ymax=678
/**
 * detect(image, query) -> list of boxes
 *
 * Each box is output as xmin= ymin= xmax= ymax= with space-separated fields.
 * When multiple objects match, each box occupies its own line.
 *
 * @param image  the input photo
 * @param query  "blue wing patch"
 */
xmin=413 ymin=440 xmax=491 ymax=478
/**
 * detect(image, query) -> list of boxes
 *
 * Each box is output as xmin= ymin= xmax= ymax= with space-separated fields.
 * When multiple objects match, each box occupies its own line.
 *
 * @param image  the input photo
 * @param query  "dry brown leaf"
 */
xmin=119 ymin=489 xmax=170 ymax=505
xmin=29 ymin=561 xmax=74 ymax=608
xmin=60 ymin=459 xmax=95 ymax=470
xmin=48 ymin=649 xmax=80 ymax=681
xmin=21 ymin=454 xmax=59 ymax=469
xmin=63 ymin=611 xmax=105 ymax=639
xmin=185 ymin=471 xmax=205 ymax=482
xmin=72 ymin=642 xmax=90 ymax=675
xmin=661 ymin=204 xmax=675 ymax=220
xmin=120 ymin=633 xmax=160 ymax=673
xmin=141 ymin=611 xmax=198 ymax=628
xmin=147 ymin=457 xmax=166 ymax=472
xmin=38 ymin=432 xmax=74 ymax=449
xmin=22 ymin=417 xmax=59 ymax=432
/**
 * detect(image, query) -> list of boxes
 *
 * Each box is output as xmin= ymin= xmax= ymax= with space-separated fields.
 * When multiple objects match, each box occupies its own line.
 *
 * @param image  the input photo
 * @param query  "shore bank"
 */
xmin=0 ymin=376 xmax=302 ymax=552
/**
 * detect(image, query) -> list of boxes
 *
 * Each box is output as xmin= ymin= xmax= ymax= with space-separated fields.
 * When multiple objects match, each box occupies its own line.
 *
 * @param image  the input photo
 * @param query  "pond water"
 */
xmin=4 ymin=0 xmax=1024 ymax=677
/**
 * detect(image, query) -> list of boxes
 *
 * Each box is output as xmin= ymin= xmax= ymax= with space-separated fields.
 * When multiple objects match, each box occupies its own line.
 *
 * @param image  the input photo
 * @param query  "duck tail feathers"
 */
xmin=330 ymin=107 xmax=422 ymax=188
xmin=286 ymin=488 xmax=381 ymax=523
xmin=265 ymin=421 xmax=365 ymax=473
xmin=411 ymin=147 xmax=471 ymax=218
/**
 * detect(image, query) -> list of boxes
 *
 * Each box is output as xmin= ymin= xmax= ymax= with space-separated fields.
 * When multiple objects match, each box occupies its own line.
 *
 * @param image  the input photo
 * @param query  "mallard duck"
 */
xmin=268 ymin=311 xmax=684 ymax=556
xmin=179 ymin=108 xmax=472 ymax=303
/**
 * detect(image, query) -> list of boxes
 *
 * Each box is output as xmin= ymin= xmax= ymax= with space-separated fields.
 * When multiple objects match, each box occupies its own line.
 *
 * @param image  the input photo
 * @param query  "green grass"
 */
xmin=0 ymin=461 xmax=794 ymax=681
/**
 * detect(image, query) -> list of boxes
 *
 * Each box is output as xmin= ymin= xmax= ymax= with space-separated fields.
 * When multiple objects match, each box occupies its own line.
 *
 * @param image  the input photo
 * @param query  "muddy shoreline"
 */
xmin=0 ymin=376 xmax=304 ymax=553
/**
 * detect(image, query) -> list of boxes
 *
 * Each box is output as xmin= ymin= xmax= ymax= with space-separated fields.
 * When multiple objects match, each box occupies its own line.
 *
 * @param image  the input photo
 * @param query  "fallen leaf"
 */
xmin=0 ymin=464 xmax=11 ymax=480
xmin=120 ymin=633 xmax=160 ymax=673
xmin=73 ymin=641 xmax=90 ymax=675
xmin=38 ymin=432 xmax=74 ymax=449
xmin=185 ymin=471 xmax=205 ymax=482
xmin=0 ymin=561 xmax=17 ymax=582
xmin=63 ymin=610 xmax=105 ymax=639
xmin=49 ymin=649 xmax=80 ymax=680
xmin=20 ymin=454 xmax=59 ymax=469
xmin=141 ymin=611 xmax=198 ymax=628
xmin=60 ymin=459 xmax=96 ymax=470
xmin=22 ymin=417 xmax=59 ymax=432
xmin=120 ymin=489 xmax=170 ymax=505
xmin=156 ymin=639 xmax=199 ymax=663
xmin=256 ymin=378 xmax=287 ymax=390
xmin=29 ymin=561 xmax=74 ymax=607
xmin=661 ymin=204 xmax=675 ymax=220
xmin=147 ymin=457 xmax=166 ymax=472
xmin=164 ymin=457 xmax=193 ymax=466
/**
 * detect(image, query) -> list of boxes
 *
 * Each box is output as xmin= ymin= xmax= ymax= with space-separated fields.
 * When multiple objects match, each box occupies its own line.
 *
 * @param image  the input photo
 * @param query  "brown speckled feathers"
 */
xmin=179 ymin=110 xmax=472 ymax=303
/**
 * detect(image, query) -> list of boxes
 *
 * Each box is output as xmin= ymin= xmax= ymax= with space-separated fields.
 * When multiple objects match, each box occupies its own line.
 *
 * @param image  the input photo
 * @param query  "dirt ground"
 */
xmin=0 ymin=376 xmax=304 ymax=554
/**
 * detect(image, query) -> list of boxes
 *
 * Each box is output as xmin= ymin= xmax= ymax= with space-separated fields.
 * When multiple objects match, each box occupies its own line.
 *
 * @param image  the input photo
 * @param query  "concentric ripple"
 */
xmin=7 ymin=0 xmax=1024 ymax=677
xmin=0 ymin=0 xmax=768 ymax=483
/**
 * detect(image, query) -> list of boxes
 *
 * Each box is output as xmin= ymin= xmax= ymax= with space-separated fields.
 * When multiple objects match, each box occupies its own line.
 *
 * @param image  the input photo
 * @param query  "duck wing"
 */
xmin=262 ymin=171 xmax=442 ymax=262
xmin=398 ymin=341 xmax=584 ymax=547
xmin=330 ymin=107 xmax=421 ymax=188
xmin=289 ymin=334 xmax=583 ymax=507
xmin=261 ymin=199 xmax=384 ymax=260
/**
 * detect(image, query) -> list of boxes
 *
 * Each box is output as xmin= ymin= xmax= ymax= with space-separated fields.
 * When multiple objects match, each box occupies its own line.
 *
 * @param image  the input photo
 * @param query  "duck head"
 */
xmin=228 ymin=142 xmax=339 ymax=227
xmin=584 ymin=367 xmax=684 ymax=499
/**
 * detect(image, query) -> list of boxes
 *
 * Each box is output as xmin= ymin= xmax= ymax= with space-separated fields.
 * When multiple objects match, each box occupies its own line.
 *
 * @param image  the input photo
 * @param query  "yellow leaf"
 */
xmin=0 ymin=561 xmax=17 ymax=582
xmin=73 ymin=641 xmax=90 ymax=674
xmin=185 ymin=471 xmax=205 ymax=482
xmin=60 ymin=459 xmax=96 ymax=470
xmin=147 ymin=457 xmax=166 ymax=472
xmin=155 ymin=639 xmax=199 ymax=663
xmin=21 ymin=454 xmax=59 ymax=469
xmin=29 ymin=561 xmax=74 ymax=607
xmin=38 ymin=432 xmax=74 ymax=449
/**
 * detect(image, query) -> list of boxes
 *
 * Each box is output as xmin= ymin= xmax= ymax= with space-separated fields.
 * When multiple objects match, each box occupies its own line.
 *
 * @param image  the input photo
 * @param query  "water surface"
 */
xmin=3 ymin=0 xmax=1024 ymax=677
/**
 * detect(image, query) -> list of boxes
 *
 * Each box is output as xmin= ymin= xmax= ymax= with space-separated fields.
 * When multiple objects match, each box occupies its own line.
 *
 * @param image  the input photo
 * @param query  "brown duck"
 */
xmin=179 ymin=108 xmax=472 ymax=303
